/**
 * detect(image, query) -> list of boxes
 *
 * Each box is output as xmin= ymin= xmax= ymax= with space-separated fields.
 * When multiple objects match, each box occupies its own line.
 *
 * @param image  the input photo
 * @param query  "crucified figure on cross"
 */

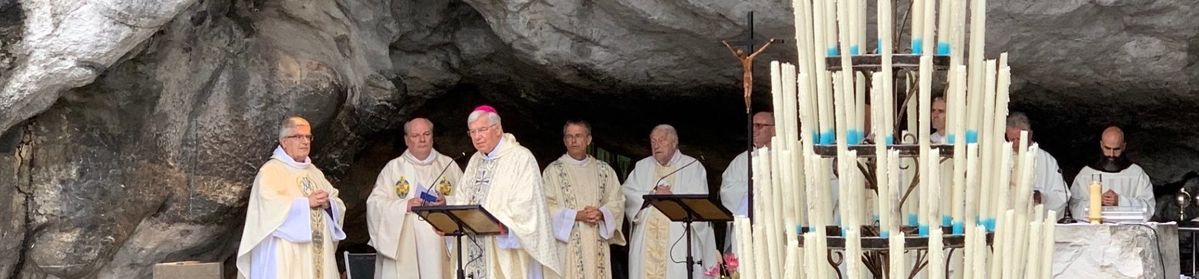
xmin=723 ymin=38 xmax=777 ymax=113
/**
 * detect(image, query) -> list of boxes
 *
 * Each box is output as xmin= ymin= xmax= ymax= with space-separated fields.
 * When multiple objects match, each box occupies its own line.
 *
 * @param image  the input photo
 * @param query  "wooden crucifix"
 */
xmin=723 ymin=38 xmax=777 ymax=114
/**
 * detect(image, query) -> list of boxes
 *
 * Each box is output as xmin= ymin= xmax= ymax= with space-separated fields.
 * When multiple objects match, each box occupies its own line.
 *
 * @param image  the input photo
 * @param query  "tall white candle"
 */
xmin=929 ymin=228 xmax=945 ymax=279
xmin=921 ymin=0 xmax=936 ymax=56
xmin=929 ymin=148 xmax=942 ymax=235
xmin=879 ymin=0 xmax=895 ymax=144
xmin=963 ymin=222 xmax=977 ymax=277
xmin=889 ymin=232 xmax=906 ymax=279
xmin=771 ymin=61 xmax=786 ymax=144
xmin=846 ymin=229 xmax=863 ymax=279
xmin=783 ymin=63 xmax=799 ymax=148
xmin=1040 ymin=213 xmax=1057 ymax=278
xmin=889 ymin=150 xmax=902 ymax=233
xmin=803 ymin=232 xmax=817 ymax=278
xmin=855 ymin=72 xmax=867 ymax=143
xmin=918 ymin=55 xmax=934 ymax=234
xmin=973 ymin=225 xmax=988 ymax=278
xmin=872 ymin=74 xmax=890 ymax=234
xmin=912 ymin=0 xmax=924 ymax=53
xmin=764 ymin=147 xmax=783 ymax=278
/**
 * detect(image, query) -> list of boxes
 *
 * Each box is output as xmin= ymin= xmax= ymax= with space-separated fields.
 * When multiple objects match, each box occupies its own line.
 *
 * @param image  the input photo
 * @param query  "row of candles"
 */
xmin=730 ymin=0 xmax=1058 ymax=277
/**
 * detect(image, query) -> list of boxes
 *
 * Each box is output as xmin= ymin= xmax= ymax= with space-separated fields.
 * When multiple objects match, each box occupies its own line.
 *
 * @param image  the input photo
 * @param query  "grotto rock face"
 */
xmin=1 ymin=0 xmax=1198 ymax=278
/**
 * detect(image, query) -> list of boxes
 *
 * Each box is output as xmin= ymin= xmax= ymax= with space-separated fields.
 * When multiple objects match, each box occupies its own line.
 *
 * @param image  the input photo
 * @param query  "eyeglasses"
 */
xmin=467 ymin=124 xmax=497 ymax=136
xmin=285 ymin=134 xmax=314 ymax=141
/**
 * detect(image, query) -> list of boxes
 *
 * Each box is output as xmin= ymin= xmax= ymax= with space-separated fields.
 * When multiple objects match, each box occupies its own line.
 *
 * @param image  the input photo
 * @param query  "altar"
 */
xmin=1052 ymin=222 xmax=1180 ymax=278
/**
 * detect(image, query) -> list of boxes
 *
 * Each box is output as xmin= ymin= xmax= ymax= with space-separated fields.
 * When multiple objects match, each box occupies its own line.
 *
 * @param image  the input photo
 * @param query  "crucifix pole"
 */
xmin=724 ymin=11 xmax=776 ymax=222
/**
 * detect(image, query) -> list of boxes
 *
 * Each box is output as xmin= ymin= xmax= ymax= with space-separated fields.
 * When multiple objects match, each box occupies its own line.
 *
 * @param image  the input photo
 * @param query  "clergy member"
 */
xmin=1005 ymin=112 xmax=1070 ymax=220
xmin=543 ymin=120 xmax=626 ymax=279
xmin=930 ymin=96 xmax=947 ymax=144
xmin=719 ymin=111 xmax=774 ymax=252
xmin=1069 ymin=125 xmax=1155 ymax=220
xmin=450 ymin=105 xmax=563 ymax=278
xmin=237 ymin=116 xmax=347 ymax=279
xmin=367 ymin=118 xmax=462 ymax=279
xmin=623 ymin=124 xmax=720 ymax=278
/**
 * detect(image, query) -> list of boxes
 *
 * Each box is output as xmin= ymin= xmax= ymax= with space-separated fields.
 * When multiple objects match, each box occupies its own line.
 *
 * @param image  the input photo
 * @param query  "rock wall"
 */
xmin=0 ymin=0 xmax=1197 ymax=278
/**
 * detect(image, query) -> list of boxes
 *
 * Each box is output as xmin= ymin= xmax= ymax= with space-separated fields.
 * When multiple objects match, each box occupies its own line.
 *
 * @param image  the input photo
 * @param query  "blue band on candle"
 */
xmin=877 ymin=41 xmax=884 ymax=53
xmin=880 ymin=230 xmax=891 ymax=238
xmin=812 ymin=132 xmax=820 ymax=143
xmin=820 ymin=130 xmax=836 ymax=145
xmin=911 ymin=38 xmax=924 ymax=55
xmin=941 ymin=215 xmax=953 ymax=227
xmin=982 ymin=218 xmax=996 ymax=232
xmin=841 ymin=228 xmax=849 ymax=236
xmin=827 ymin=47 xmax=840 ymax=57
xmin=946 ymin=134 xmax=956 ymax=145
xmin=965 ymin=130 xmax=979 ymax=144
xmin=850 ymin=45 xmax=861 ymax=56
xmin=885 ymin=135 xmax=895 ymax=146
xmin=907 ymin=213 xmax=919 ymax=226
xmin=848 ymin=129 xmax=862 ymax=145
xmin=936 ymin=42 xmax=951 ymax=55
xmin=918 ymin=224 xmax=929 ymax=236
xmin=797 ymin=224 xmax=805 ymax=234
xmin=952 ymin=222 xmax=965 ymax=235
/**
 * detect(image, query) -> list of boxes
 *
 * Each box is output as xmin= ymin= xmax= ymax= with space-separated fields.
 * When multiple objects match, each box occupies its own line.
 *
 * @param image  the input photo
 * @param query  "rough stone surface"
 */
xmin=0 ymin=0 xmax=1197 ymax=278
xmin=1052 ymin=223 xmax=1180 ymax=278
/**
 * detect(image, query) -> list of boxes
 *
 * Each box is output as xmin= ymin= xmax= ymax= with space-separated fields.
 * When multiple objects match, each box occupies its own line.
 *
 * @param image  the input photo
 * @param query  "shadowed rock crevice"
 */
xmin=1 ymin=0 xmax=1199 ymax=278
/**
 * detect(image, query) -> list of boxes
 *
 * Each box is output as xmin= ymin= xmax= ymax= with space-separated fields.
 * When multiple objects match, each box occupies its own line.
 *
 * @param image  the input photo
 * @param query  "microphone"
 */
xmin=653 ymin=155 xmax=704 ymax=190
xmin=420 ymin=152 xmax=467 ymax=203
xmin=640 ymin=154 xmax=704 ymax=210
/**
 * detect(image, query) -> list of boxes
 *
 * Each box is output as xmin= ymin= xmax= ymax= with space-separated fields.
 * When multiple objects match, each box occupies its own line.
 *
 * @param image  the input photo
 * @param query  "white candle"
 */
xmin=764 ymin=148 xmax=783 ymax=278
xmin=963 ymin=222 xmax=976 ymax=276
xmin=846 ymin=229 xmax=863 ymax=279
xmin=889 ymin=232 xmax=906 ymax=279
xmin=855 ymin=72 xmax=867 ymax=143
xmin=993 ymin=145 xmax=1013 ymax=224
xmin=879 ymin=0 xmax=895 ymax=144
xmin=921 ymin=0 xmax=936 ymax=56
xmin=912 ymin=0 xmax=924 ymax=53
xmin=973 ymin=225 xmax=988 ymax=278
xmin=835 ymin=0 xmax=855 ymax=148
xmin=783 ymin=242 xmax=800 ymax=279
xmin=783 ymin=63 xmax=799 ymax=147
xmin=872 ymin=74 xmax=890 ymax=234
xmin=929 ymin=148 xmax=942 ymax=236
xmin=964 ymin=143 xmax=980 ymax=231
xmin=889 ymin=150 xmax=902 ymax=233
xmin=1040 ymin=214 xmax=1056 ymax=278
xmin=771 ymin=61 xmax=786 ymax=143
xmin=929 ymin=228 xmax=945 ymax=279
xmin=936 ymin=0 xmax=951 ymax=55
xmin=753 ymin=224 xmax=769 ymax=279
xmin=803 ymin=232 xmax=817 ymax=278
xmin=994 ymin=209 xmax=1014 ymax=279
xmin=918 ymin=55 xmax=934 ymax=234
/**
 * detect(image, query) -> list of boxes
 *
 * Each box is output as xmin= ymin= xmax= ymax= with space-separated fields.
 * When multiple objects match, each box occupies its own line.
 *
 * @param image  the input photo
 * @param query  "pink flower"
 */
xmin=723 ymin=253 xmax=740 ymax=272
xmin=704 ymin=264 xmax=721 ymax=277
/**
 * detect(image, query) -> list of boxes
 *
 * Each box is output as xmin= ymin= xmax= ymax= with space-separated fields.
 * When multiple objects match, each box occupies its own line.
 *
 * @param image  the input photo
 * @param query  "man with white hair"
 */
xmin=237 ymin=116 xmax=347 ymax=279
xmin=623 ymin=124 xmax=719 ymax=278
xmin=1004 ymin=112 xmax=1070 ymax=220
xmin=367 ymin=117 xmax=462 ymax=279
xmin=450 ymin=105 xmax=563 ymax=279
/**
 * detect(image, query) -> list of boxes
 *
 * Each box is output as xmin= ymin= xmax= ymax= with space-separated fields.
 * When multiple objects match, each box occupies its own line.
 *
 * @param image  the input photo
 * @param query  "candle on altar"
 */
xmin=763 ymin=147 xmax=782 ymax=278
xmin=993 ymin=144 xmax=1013 ymax=227
xmin=936 ymin=0 xmax=951 ymax=55
xmin=1022 ymin=205 xmax=1046 ymax=278
xmin=889 ymin=232 xmax=906 ymax=279
xmin=1089 ymin=177 xmax=1102 ymax=224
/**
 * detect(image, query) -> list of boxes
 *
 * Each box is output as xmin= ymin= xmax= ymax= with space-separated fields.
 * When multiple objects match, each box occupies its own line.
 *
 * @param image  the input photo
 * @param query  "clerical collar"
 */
xmin=272 ymin=146 xmax=311 ymax=169
xmin=404 ymin=150 xmax=438 ymax=166
xmin=483 ymin=137 xmax=506 ymax=160
xmin=561 ymin=154 xmax=590 ymax=166
xmin=657 ymin=151 xmax=681 ymax=167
